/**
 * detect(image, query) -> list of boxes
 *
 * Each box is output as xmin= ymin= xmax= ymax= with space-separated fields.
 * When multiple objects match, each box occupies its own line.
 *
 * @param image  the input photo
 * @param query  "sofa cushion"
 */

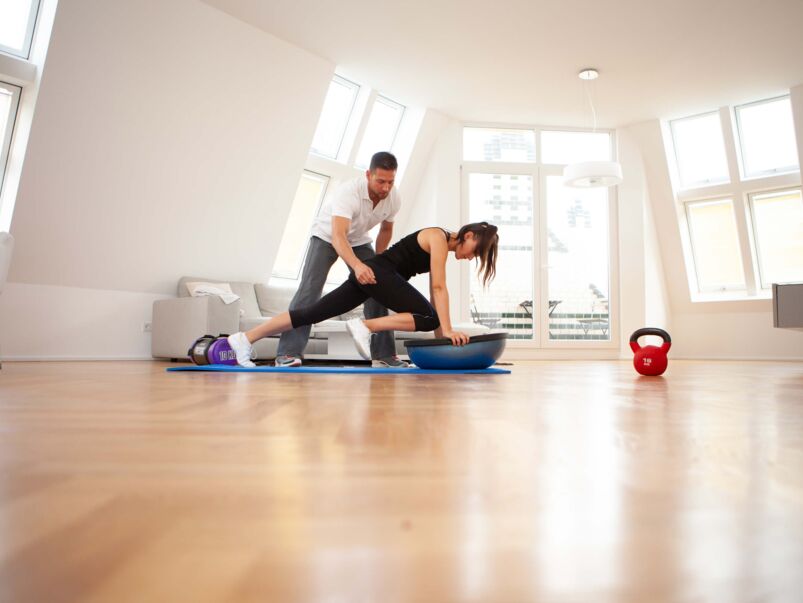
xmin=255 ymin=283 xmax=369 ymax=320
xmin=178 ymin=276 xmax=261 ymax=318
xmin=255 ymin=282 xmax=297 ymax=317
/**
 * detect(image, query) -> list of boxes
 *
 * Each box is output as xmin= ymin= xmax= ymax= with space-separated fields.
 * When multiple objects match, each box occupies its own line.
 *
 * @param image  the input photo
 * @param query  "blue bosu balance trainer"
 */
xmin=404 ymin=332 xmax=508 ymax=370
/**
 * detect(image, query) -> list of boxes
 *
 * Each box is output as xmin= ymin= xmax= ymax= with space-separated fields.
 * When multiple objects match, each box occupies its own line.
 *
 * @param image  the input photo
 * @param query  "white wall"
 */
xmin=394 ymin=114 xmax=463 ymax=319
xmin=630 ymin=118 xmax=803 ymax=360
xmin=617 ymin=127 xmax=646 ymax=353
xmin=642 ymin=186 xmax=671 ymax=330
xmin=1 ymin=0 xmax=333 ymax=359
xmin=619 ymin=123 xmax=671 ymax=340
xmin=2 ymin=283 xmax=168 ymax=360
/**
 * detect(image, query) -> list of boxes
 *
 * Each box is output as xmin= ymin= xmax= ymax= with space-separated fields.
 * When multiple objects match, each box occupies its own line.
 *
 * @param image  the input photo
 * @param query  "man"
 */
xmin=275 ymin=151 xmax=408 ymax=367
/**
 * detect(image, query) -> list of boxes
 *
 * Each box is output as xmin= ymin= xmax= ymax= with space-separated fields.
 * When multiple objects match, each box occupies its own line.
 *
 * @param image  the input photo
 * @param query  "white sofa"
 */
xmin=151 ymin=275 xmax=491 ymax=362
xmin=152 ymin=276 xmax=330 ymax=361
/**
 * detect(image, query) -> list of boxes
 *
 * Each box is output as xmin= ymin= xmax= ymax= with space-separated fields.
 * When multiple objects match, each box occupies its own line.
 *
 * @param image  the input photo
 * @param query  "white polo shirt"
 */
xmin=310 ymin=177 xmax=401 ymax=247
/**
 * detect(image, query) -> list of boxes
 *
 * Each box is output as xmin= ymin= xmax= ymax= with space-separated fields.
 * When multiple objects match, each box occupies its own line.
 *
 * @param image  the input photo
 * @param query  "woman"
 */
xmin=226 ymin=222 xmax=499 ymax=367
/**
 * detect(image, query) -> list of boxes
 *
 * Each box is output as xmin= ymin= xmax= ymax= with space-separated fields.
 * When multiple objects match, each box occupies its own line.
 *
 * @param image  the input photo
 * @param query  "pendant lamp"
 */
xmin=563 ymin=68 xmax=623 ymax=188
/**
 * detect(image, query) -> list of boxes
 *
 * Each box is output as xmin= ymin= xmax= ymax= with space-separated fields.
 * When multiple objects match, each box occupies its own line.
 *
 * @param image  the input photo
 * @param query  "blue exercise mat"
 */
xmin=166 ymin=365 xmax=510 ymax=375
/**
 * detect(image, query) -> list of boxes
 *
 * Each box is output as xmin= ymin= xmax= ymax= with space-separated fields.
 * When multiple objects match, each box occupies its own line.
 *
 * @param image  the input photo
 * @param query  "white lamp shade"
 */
xmin=563 ymin=161 xmax=623 ymax=188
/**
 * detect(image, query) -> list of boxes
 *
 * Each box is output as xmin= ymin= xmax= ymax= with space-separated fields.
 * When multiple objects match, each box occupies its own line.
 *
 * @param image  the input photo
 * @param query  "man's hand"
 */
xmin=443 ymin=330 xmax=470 ymax=346
xmin=354 ymin=262 xmax=376 ymax=285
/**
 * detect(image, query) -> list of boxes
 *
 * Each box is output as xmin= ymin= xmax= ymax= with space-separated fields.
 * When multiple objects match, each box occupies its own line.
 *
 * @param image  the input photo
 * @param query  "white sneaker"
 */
xmin=372 ymin=356 xmax=410 ymax=368
xmin=274 ymin=354 xmax=302 ymax=367
xmin=227 ymin=332 xmax=256 ymax=367
xmin=345 ymin=318 xmax=372 ymax=360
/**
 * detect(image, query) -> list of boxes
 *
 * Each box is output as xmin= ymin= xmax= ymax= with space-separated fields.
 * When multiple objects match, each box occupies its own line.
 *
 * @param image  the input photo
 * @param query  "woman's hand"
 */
xmin=443 ymin=330 xmax=470 ymax=346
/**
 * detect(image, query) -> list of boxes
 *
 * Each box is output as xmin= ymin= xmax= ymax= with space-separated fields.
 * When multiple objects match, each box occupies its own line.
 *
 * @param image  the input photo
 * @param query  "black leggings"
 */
xmin=289 ymin=257 xmax=439 ymax=332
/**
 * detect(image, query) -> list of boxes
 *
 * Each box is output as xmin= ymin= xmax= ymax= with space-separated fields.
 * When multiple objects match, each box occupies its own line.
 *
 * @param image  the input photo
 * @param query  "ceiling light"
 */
xmin=563 ymin=68 xmax=623 ymax=188
xmin=563 ymin=161 xmax=623 ymax=187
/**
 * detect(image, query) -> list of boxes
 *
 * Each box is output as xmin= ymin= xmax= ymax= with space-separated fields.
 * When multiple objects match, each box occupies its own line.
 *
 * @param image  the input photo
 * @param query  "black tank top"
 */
xmin=379 ymin=228 xmax=450 ymax=280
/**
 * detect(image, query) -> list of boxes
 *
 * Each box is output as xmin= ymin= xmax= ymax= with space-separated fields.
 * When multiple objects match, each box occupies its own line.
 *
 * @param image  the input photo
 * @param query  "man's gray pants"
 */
xmin=277 ymin=236 xmax=396 ymax=359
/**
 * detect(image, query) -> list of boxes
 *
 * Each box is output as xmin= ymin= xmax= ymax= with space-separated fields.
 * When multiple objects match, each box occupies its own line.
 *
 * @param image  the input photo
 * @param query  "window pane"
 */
xmin=686 ymin=200 xmax=745 ymax=291
xmin=463 ymin=127 xmax=536 ymax=163
xmin=541 ymin=131 xmax=611 ymax=164
xmin=468 ymin=173 xmax=533 ymax=339
xmin=736 ymin=97 xmax=799 ymax=178
xmin=354 ymin=96 xmax=405 ymax=169
xmin=750 ymin=189 xmax=803 ymax=287
xmin=272 ymin=172 xmax=329 ymax=279
xmin=546 ymin=176 xmax=610 ymax=340
xmin=670 ymin=112 xmax=730 ymax=188
xmin=0 ymin=82 xmax=22 ymax=198
xmin=310 ymin=75 xmax=359 ymax=160
xmin=0 ymin=0 xmax=38 ymax=57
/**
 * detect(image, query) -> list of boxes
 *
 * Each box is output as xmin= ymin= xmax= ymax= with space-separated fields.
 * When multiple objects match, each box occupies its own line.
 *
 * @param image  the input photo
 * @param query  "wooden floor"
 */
xmin=1 ymin=360 xmax=802 ymax=602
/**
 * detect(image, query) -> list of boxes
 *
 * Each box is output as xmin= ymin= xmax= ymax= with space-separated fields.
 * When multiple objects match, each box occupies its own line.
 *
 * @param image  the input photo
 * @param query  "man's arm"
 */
xmin=375 ymin=220 xmax=393 ymax=254
xmin=331 ymin=216 xmax=376 ymax=285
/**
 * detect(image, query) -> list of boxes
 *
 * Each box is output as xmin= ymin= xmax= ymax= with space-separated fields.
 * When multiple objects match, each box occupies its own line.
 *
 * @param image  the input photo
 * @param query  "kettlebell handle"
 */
xmin=629 ymin=327 xmax=671 ymax=352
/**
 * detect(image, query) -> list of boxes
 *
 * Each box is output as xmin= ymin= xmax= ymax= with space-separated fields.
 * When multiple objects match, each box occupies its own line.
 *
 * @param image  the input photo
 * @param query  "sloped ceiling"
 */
xmin=201 ymin=0 xmax=803 ymax=127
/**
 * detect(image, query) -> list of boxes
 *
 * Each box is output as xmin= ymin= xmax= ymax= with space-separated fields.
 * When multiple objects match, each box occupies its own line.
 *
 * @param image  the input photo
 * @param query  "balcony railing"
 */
xmin=471 ymin=310 xmax=610 ymax=341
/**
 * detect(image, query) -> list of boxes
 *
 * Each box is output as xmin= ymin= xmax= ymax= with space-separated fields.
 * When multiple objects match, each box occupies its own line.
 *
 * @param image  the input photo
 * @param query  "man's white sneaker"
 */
xmin=227 ymin=332 xmax=256 ymax=367
xmin=345 ymin=318 xmax=372 ymax=360
xmin=275 ymin=355 xmax=302 ymax=367
xmin=372 ymin=356 xmax=410 ymax=368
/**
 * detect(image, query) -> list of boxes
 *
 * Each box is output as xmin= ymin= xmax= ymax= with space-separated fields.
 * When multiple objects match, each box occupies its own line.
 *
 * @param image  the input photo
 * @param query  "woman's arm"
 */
xmin=429 ymin=277 xmax=444 ymax=338
xmin=426 ymin=230 xmax=469 ymax=346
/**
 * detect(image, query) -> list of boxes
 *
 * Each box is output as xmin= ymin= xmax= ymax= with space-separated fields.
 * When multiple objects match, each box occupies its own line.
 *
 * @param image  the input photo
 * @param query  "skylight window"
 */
xmin=310 ymin=75 xmax=360 ymax=160
xmin=685 ymin=199 xmax=746 ymax=292
xmin=0 ymin=0 xmax=40 ymax=58
xmin=354 ymin=95 xmax=405 ymax=169
xmin=271 ymin=171 xmax=330 ymax=280
xmin=735 ymin=96 xmax=799 ymax=179
xmin=749 ymin=189 xmax=803 ymax=288
xmin=0 ymin=82 xmax=22 ymax=198
xmin=670 ymin=112 xmax=730 ymax=189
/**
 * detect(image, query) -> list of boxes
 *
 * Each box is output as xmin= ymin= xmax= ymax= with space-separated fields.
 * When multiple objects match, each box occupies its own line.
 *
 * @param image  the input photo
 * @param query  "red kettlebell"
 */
xmin=629 ymin=328 xmax=671 ymax=376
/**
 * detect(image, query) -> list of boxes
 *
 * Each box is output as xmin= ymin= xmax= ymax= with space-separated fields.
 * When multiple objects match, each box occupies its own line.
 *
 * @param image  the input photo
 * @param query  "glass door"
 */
xmin=465 ymin=171 xmax=535 ymax=340
xmin=543 ymin=174 xmax=612 ymax=342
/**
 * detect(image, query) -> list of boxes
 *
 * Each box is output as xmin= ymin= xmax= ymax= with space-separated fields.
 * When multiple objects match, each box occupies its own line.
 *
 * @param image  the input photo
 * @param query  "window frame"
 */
xmin=669 ymin=110 xmax=731 ymax=190
xmin=462 ymin=125 xmax=537 ymax=164
xmin=0 ymin=0 xmax=41 ymax=59
xmin=271 ymin=74 xmax=414 ymax=288
xmin=0 ymin=81 xmax=22 ymax=200
xmin=747 ymin=186 xmax=803 ymax=290
xmin=683 ymin=197 xmax=747 ymax=293
xmin=353 ymin=94 xmax=406 ymax=170
xmin=734 ymin=95 xmax=799 ymax=181
xmin=270 ymin=170 xmax=330 ymax=281
xmin=309 ymin=74 xmax=361 ymax=162
xmin=667 ymin=97 xmax=802 ymax=302
xmin=459 ymin=123 xmax=620 ymax=351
